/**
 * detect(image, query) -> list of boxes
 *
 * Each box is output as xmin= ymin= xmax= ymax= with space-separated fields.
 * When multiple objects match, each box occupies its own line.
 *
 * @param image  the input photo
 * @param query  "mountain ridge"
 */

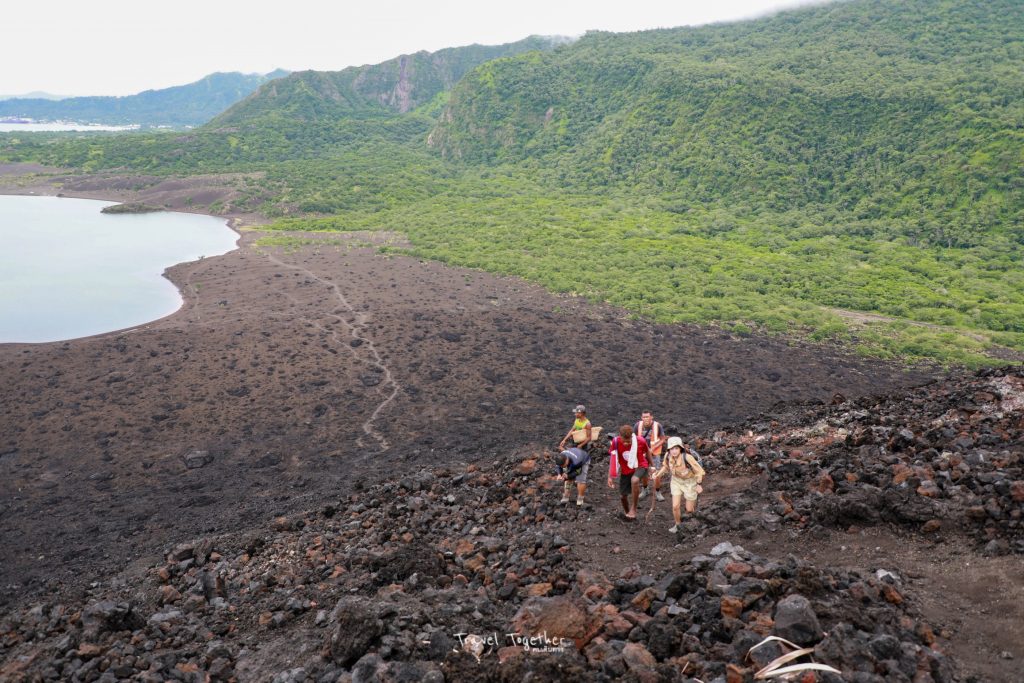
xmin=209 ymin=36 xmax=571 ymax=127
xmin=0 ymin=70 xmax=290 ymax=128
xmin=0 ymin=91 xmax=66 ymax=102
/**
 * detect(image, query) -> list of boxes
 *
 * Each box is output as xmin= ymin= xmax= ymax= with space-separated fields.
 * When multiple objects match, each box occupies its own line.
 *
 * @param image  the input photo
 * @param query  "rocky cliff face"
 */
xmin=211 ymin=36 xmax=566 ymax=127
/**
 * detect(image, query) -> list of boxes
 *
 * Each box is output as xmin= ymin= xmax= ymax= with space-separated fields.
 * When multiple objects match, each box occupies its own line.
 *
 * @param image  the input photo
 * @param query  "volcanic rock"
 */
xmin=771 ymin=594 xmax=823 ymax=645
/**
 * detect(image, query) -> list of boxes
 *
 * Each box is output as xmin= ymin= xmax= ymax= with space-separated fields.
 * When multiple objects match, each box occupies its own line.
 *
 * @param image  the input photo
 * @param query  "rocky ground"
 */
xmin=3 ymin=365 xmax=1022 ymax=681
xmin=697 ymin=366 xmax=1024 ymax=555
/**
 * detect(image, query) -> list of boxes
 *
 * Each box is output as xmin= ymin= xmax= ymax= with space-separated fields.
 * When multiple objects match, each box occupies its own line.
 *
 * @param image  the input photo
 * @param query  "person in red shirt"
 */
xmin=607 ymin=424 xmax=650 ymax=520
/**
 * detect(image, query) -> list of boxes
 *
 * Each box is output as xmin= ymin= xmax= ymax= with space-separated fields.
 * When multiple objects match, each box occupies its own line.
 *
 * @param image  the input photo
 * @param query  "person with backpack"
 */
xmin=559 ymin=405 xmax=594 ymax=452
xmin=635 ymin=411 xmax=668 ymax=502
xmin=652 ymin=436 xmax=706 ymax=533
xmin=607 ymin=424 xmax=650 ymax=520
xmin=555 ymin=446 xmax=591 ymax=507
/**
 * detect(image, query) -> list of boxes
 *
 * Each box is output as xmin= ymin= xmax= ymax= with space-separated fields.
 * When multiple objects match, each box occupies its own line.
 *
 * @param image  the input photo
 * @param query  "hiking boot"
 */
xmin=655 ymin=491 xmax=665 ymax=502
xmin=576 ymin=498 xmax=585 ymax=506
xmin=560 ymin=496 xmax=570 ymax=504
xmin=668 ymin=525 xmax=678 ymax=534
xmin=638 ymin=488 xmax=648 ymax=501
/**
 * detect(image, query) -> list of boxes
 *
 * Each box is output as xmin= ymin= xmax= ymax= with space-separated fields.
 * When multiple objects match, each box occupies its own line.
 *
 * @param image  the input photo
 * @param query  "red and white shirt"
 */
xmin=608 ymin=435 xmax=649 ymax=478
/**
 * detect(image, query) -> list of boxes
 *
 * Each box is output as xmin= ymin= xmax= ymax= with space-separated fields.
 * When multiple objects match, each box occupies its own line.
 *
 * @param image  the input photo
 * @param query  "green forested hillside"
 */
xmin=211 ymin=36 xmax=567 ymax=126
xmin=0 ymin=71 xmax=289 ymax=128
xmin=2 ymin=0 xmax=1022 ymax=365
xmin=430 ymin=0 xmax=1023 ymax=245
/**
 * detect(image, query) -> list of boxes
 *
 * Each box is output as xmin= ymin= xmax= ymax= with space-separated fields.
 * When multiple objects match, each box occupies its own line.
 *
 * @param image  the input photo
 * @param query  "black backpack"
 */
xmin=685 ymin=447 xmax=704 ymax=470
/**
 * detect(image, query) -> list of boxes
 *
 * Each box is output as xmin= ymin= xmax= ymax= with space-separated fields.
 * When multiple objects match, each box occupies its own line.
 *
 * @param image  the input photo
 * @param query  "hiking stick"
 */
xmin=644 ymin=476 xmax=658 ymax=523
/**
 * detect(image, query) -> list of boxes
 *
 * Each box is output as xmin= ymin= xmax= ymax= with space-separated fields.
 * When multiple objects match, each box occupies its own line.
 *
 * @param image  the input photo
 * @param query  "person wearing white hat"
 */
xmin=652 ymin=436 xmax=706 ymax=533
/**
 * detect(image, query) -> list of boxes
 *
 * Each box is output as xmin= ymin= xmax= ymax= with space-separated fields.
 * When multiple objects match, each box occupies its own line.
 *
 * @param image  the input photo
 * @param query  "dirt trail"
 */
xmin=262 ymin=251 xmax=401 ymax=450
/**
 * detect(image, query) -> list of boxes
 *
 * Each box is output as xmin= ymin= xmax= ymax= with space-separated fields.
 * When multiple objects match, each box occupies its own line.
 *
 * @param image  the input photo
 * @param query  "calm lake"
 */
xmin=0 ymin=195 xmax=237 ymax=343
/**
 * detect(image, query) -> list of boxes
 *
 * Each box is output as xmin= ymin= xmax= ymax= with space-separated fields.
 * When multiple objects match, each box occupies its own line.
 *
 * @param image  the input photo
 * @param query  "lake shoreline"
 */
xmin=0 ymin=166 xmax=247 ymax=344
xmin=0 ymin=162 xmax=270 ymax=231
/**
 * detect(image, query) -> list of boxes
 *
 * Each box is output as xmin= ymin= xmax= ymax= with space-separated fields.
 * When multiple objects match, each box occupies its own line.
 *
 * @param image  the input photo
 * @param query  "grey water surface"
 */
xmin=0 ymin=195 xmax=237 ymax=343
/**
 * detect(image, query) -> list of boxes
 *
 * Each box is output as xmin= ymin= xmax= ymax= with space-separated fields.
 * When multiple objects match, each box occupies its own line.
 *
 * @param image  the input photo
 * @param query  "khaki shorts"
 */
xmin=670 ymin=477 xmax=699 ymax=501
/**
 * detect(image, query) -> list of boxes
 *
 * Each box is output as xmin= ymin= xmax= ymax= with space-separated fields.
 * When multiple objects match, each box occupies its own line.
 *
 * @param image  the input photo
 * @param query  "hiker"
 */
xmin=607 ymin=424 xmax=650 ymax=520
xmin=652 ymin=436 xmax=706 ymax=533
xmin=555 ymin=446 xmax=590 ymax=507
xmin=558 ymin=405 xmax=593 ymax=452
xmin=635 ymin=410 xmax=668 ymax=502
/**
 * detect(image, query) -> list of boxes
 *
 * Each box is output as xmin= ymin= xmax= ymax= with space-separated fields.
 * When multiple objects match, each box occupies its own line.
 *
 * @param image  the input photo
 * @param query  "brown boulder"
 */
xmin=576 ymin=568 xmax=612 ymax=592
xmin=720 ymin=595 xmax=744 ymax=619
xmin=621 ymin=641 xmax=657 ymax=673
xmin=512 ymin=596 xmax=601 ymax=650
xmin=966 ymin=506 xmax=988 ymax=521
xmin=603 ymin=616 xmax=633 ymax=638
xmin=526 ymin=582 xmax=553 ymax=597
xmin=158 ymin=585 xmax=181 ymax=605
xmin=630 ymin=587 xmax=659 ymax=612
xmin=727 ymin=663 xmax=751 ymax=683
xmin=498 ymin=646 xmax=524 ymax=664
xmin=621 ymin=610 xmax=652 ymax=628
xmin=892 ymin=464 xmax=913 ymax=485
xmin=812 ymin=471 xmax=835 ymax=494
xmin=747 ymin=611 xmax=774 ymax=635
xmin=725 ymin=561 xmax=753 ymax=577
xmin=517 ymin=459 xmax=538 ymax=475
xmin=76 ymin=643 xmax=103 ymax=659
xmin=463 ymin=553 xmax=486 ymax=573
xmin=881 ymin=583 xmax=904 ymax=605
xmin=583 ymin=637 xmax=613 ymax=666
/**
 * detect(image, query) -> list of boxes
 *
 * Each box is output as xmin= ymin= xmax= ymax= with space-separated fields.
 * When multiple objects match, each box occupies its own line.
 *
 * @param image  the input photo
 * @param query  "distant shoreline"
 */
xmin=0 ymin=121 xmax=140 ymax=132
xmin=0 ymin=162 xmax=269 ymax=231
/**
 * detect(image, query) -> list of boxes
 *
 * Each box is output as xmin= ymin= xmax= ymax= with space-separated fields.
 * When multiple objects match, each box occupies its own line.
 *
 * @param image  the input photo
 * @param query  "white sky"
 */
xmin=2 ymin=0 xmax=823 ymax=96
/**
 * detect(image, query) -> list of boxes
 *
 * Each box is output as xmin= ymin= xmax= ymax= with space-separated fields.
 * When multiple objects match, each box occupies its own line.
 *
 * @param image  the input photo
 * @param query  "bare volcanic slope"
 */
xmin=0 ymin=233 xmax=930 ymax=607
xmin=0 ymin=456 xmax=965 ymax=682
xmin=2 ymin=362 xmax=1023 ymax=681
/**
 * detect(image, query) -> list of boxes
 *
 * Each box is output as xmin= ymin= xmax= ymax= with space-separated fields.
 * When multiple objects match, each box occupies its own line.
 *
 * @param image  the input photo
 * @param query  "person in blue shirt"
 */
xmin=556 ymin=446 xmax=591 ymax=507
